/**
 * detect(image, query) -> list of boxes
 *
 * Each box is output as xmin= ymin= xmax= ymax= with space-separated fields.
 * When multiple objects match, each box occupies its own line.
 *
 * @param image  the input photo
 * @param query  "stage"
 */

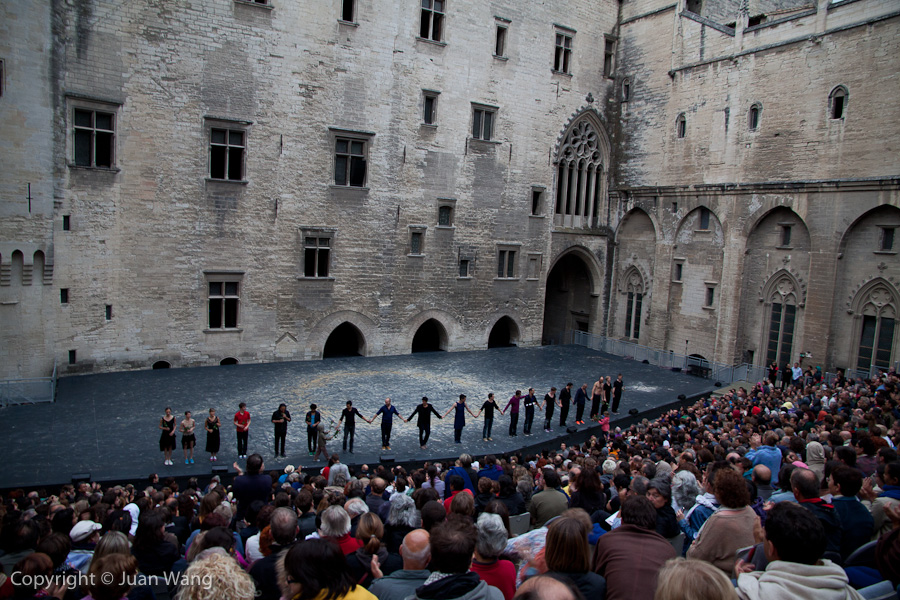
xmin=1 ymin=345 xmax=716 ymax=490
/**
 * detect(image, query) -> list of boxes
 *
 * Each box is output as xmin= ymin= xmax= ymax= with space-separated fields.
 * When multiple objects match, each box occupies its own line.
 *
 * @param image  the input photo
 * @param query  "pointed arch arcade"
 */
xmin=553 ymin=109 xmax=611 ymax=229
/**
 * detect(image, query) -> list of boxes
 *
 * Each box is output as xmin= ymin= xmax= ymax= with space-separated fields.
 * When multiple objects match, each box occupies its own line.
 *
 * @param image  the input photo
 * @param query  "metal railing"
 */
xmin=0 ymin=362 xmax=56 ymax=408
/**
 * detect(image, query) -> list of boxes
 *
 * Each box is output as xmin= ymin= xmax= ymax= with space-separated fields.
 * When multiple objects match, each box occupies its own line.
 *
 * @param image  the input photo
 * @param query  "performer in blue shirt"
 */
xmin=373 ymin=397 xmax=406 ymax=450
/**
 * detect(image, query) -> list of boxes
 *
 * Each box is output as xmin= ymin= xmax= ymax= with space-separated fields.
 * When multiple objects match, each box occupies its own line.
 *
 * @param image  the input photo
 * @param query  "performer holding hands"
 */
xmin=159 ymin=407 xmax=177 ymax=466
xmin=443 ymin=394 xmax=478 ymax=444
xmin=477 ymin=393 xmax=502 ymax=441
xmin=374 ymin=397 xmax=406 ymax=450
xmin=408 ymin=396 xmax=442 ymax=450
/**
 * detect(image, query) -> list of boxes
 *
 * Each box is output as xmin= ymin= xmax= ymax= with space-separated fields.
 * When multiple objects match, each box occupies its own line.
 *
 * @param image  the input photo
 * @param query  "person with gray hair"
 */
xmin=249 ymin=507 xmax=298 ymax=600
xmin=671 ymin=470 xmax=701 ymax=512
xmin=385 ymin=493 xmax=421 ymax=553
xmin=319 ymin=504 xmax=362 ymax=555
xmin=369 ymin=529 xmax=432 ymax=600
xmin=344 ymin=497 xmax=370 ymax=537
xmin=470 ymin=513 xmax=516 ymax=599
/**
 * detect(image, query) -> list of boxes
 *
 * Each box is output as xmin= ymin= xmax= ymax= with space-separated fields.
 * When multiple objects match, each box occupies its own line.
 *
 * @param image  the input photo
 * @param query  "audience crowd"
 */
xmin=2 ymin=368 xmax=900 ymax=600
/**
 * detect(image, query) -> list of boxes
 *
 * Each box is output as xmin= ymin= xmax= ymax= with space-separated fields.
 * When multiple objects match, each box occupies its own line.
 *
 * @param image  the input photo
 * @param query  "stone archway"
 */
xmin=411 ymin=318 xmax=448 ymax=352
xmin=542 ymin=253 xmax=594 ymax=345
xmin=323 ymin=322 xmax=365 ymax=358
xmin=488 ymin=316 xmax=519 ymax=348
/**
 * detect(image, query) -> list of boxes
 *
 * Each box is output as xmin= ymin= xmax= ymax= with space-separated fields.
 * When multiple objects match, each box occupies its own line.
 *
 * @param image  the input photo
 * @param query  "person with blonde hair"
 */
xmin=654 ymin=558 xmax=738 ymax=600
xmin=174 ymin=552 xmax=256 ymax=600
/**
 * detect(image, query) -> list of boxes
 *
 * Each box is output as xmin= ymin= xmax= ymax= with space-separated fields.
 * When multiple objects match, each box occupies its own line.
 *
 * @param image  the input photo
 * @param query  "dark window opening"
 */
xmin=304 ymin=237 xmax=331 ymax=277
xmin=341 ymin=0 xmax=354 ymax=21
xmin=531 ymin=190 xmax=542 ymax=215
xmin=781 ymin=225 xmax=792 ymax=247
xmin=208 ymin=280 xmax=240 ymax=329
xmin=220 ymin=357 xmax=239 ymax=365
xmin=881 ymin=228 xmax=895 ymax=252
xmin=706 ymin=287 xmax=715 ymax=307
xmin=748 ymin=14 xmax=765 ymax=27
xmin=603 ymin=40 xmax=615 ymax=78
xmin=686 ymin=0 xmax=702 ymax=14
xmin=498 ymin=249 xmax=516 ymax=278
xmin=495 ymin=26 xmax=507 ymax=57
xmin=858 ymin=314 xmax=894 ymax=371
xmin=63 ymin=215 xmax=70 ymax=231
xmin=438 ymin=205 xmax=452 ymax=226
xmin=830 ymin=87 xmax=847 ymax=120
xmin=69 ymin=350 xmax=77 ymax=365
xmin=674 ymin=263 xmax=683 ymax=281
xmin=459 ymin=259 xmax=470 ymax=278
xmin=74 ymin=108 xmax=114 ymax=168
xmin=624 ymin=292 xmax=643 ymax=339
xmin=472 ymin=107 xmax=494 ymax=141
xmin=323 ymin=322 xmax=364 ymax=358
xmin=410 ymin=231 xmax=423 ymax=254
xmin=699 ymin=207 xmax=710 ymax=230
xmin=334 ymin=138 xmax=367 ymax=187
xmin=210 ymin=128 xmax=245 ymax=180
xmin=676 ymin=114 xmax=686 ymax=138
xmin=749 ymin=104 xmax=760 ymax=130
xmin=423 ymin=94 xmax=437 ymax=124
xmin=60 ymin=288 xmax=69 ymax=304
xmin=554 ymin=33 xmax=572 ymax=73
xmin=105 ymin=305 xmax=112 ymax=320
xmin=622 ymin=79 xmax=631 ymax=102
xmin=152 ymin=361 xmax=171 ymax=369
xmin=412 ymin=319 xmax=446 ymax=352
xmin=420 ymin=0 xmax=444 ymax=42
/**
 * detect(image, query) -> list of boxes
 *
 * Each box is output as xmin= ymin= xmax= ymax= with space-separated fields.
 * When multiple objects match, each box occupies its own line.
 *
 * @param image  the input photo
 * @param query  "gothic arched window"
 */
xmin=623 ymin=269 xmax=644 ymax=340
xmin=855 ymin=284 xmax=897 ymax=372
xmin=555 ymin=120 xmax=604 ymax=226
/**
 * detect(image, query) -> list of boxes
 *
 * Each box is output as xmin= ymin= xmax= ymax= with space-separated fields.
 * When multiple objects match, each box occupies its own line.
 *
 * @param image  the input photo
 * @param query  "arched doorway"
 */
xmin=412 ymin=319 xmax=447 ymax=352
xmin=152 ymin=361 xmax=171 ymax=369
xmin=542 ymin=253 xmax=593 ymax=345
xmin=323 ymin=322 xmax=365 ymax=358
xmin=219 ymin=357 xmax=239 ymax=366
xmin=488 ymin=317 xmax=519 ymax=348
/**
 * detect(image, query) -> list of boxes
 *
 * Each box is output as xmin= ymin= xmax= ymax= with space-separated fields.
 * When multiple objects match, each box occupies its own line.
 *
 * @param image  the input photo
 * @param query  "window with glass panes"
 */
xmin=208 ymin=281 xmax=240 ymax=329
xmin=420 ymin=0 xmax=444 ymax=41
xmin=304 ymin=237 xmax=331 ymax=277
xmin=498 ymin=249 xmax=516 ymax=278
xmin=472 ymin=107 xmax=494 ymax=141
xmin=210 ymin=129 xmax=245 ymax=180
xmin=74 ymin=109 xmax=114 ymax=168
xmin=334 ymin=138 xmax=367 ymax=187
xmin=554 ymin=33 xmax=572 ymax=73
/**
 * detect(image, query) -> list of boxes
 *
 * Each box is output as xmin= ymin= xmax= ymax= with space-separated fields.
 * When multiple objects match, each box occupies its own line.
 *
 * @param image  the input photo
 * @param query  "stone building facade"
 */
xmin=0 ymin=0 xmax=897 ymax=380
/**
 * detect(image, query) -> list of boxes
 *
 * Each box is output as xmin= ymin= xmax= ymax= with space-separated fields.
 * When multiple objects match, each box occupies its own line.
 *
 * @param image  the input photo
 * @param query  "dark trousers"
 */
xmin=544 ymin=410 xmax=554 ymax=430
xmin=575 ymin=403 xmax=585 ymax=422
xmin=509 ymin=413 xmax=519 ymax=436
xmin=482 ymin=418 xmax=493 ymax=439
xmin=591 ymin=396 xmax=601 ymax=419
xmin=524 ymin=408 xmax=535 ymax=434
xmin=419 ymin=427 xmax=431 ymax=447
xmin=274 ymin=430 xmax=286 ymax=456
xmin=602 ymin=401 xmax=609 ymax=415
xmin=236 ymin=431 xmax=248 ymax=455
xmin=454 ymin=427 xmax=463 ymax=443
xmin=381 ymin=423 xmax=392 ymax=447
xmin=307 ymin=427 xmax=317 ymax=453
xmin=559 ymin=404 xmax=569 ymax=426
xmin=612 ymin=394 xmax=621 ymax=413
xmin=343 ymin=425 xmax=355 ymax=452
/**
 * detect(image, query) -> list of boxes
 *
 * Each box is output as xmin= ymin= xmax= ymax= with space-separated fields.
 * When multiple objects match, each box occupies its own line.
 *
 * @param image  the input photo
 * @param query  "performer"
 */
xmin=443 ymin=394 xmax=478 ymax=444
xmin=573 ymin=383 xmax=588 ymax=424
xmin=558 ymin=383 xmax=573 ymax=427
xmin=612 ymin=373 xmax=624 ymax=414
xmin=234 ymin=402 xmax=251 ymax=459
xmin=591 ymin=378 xmax=603 ymax=421
xmin=602 ymin=375 xmax=612 ymax=415
xmin=543 ymin=387 xmax=559 ymax=432
xmin=271 ymin=403 xmax=291 ymax=459
xmin=313 ymin=420 xmax=338 ymax=462
xmin=204 ymin=408 xmax=220 ymax=462
xmin=339 ymin=400 xmax=370 ymax=453
xmin=159 ymin=407 xmax=177 ymax=466
xmin=408 ymin=396 xmax=442 ymax=449
xmin=477 ymin=393 xmax=502 ymax=441
xmin=504 ymin=391 xmax=522 ymax=437
xmin=374 ymin=397 xmax=406 ymax=450
xmin=305 ymin=404 xmax=321 ymax=456
xmin=180 ymin=410 xmax=196 ymax=465
xmin=522 ymin=388 xmax=538 ymax=435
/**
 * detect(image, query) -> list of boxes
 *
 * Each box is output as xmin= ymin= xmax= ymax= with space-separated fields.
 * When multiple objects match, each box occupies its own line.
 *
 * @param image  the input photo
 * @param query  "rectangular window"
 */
xmin=625 ymin=292 xmax=643 ymax=339
xmin=554 ymin=33 xmax=572 ymax=74
xmin=497 ymin=249 xmax=516 ymax=278
xmin=304 ymin=237 xmax=331 ymax=277
xmin=603 ymin=39 xmax=615 ymax=78
xmin=495 ymin=26 xmax=507 ymax=57
xmin=0 ymin=59 xmax=4 ymax=97
xmin=706 ymin=286 xmax=715 ymax=307
xmin=527 ymin=255 xmax=541 ymax=280
xmin=63 ymin=215 xmax=71 ymax=231
xmin=438 ymin=205 xmax=453 ymax=226
xmin=105 ymin=305 xmax=112 ymax=320
xmin=334 ymin=138 xmax=367 ymax=187
xmin=74 ymin=108 xmax=115 ymax=168
xmin=208 ymin=280 xmax=240 ymax=329
xmin=674 ymin=262 xmax=683 ymax=282
xmin=60 ymin=288 xmax=69 ymax=304
xmin=420 ymin=0 xmax=444 ymax=42
xmin=210 ymin=128 xmax=245 ymax=180
xmin=472 ymin=106 xmax=495 ymax=141
xmin=68 ymin=350 xmax=77 ymax=365
xmin=341 ymin=0 xmax=354 ymax=22
xmin=781 ymin=225 xmax=792 ymax=247
xmin=423 ymin=92 xmax=438 ymax=125
xmin=410 ymin=231 xmax=423 ymax=255
xmin=881 ymin=227 xmax=895 ymax=252
xmin=531 ymin=189 xmax=543 ymax=216
xmin=459 ymin=259 xmax=471 ymax=278
xmin=699 ymin=207 xmax=710 ymax=230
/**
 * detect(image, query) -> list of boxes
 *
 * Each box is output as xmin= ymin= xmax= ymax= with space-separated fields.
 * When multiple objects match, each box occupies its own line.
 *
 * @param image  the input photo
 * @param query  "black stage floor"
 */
xmin=1 ymin=346 xmax=715 ymax=490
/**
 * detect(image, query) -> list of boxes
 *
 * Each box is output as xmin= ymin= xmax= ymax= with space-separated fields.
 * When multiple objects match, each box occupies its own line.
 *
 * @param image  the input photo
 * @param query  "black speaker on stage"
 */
xmin=380 ymin=453 xmax=396 ymax=463
xmin=566 ymin=426 xmax=578 ymax=434
xmin=212 ymin=466 xmax=229 ymax=476
xmin=628 ymin=408 xmax=639 ymax=416
xmin=71 ymin=473 xmax=91 ymax=485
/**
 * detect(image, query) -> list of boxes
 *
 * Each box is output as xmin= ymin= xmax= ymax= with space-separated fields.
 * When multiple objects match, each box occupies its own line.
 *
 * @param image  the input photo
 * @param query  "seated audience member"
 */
xmin=828 ymin=465 xmax=875 ymax=559
xmin=751 ymin=465 xmax=774 ymax=502
xmin=646 ymin=479 xmax=680 ymax=539
xmin=346 ymin=512 xmax=402 ymax=588
xmin=593 ymin=495 xmax=676 ymax=600
xmin=83 ymin=553 xmax=140 ymax=600
xmin=678 ymin=462 xmax=727 ymax=545
xmin=318 ymin=505 xmax=363 ymax=556
xmin=11 ymin=553 xmax=62 ymax=599
xmin=279 ymin=538 xmax=376 ymax=600
xmin=686 ymin=468 xmax=759 ymax=574
xmin=174 ymin=552 xmax=255 ymax=600
xmin=513 ymin=574 xmax=585 ymax=600
xmin=470 ymin=513 xmax=516 ymax=600
xmin=496 ymin=475 xmax=527 ymax=517
xmin=791 ymin=468 xmax=842 ymax=556
xmin=734 ymin=502 xmax=863 ymax=600
xmin=670 ymin=471 xmax=701 ymax=513
xmin=384 ymin=494 xmax=420 ymax=554
xmin=654 ymin=557 xmax=738 ymax=600
xmin=529 ymin=470 xmax=568 ymax=528
xmin=344 ymin=497 xmax=370 ymax=538
xmin=475 ymin=477 xmax=496 ymax=516
xmin=443 ymin=476 xmax=470 ymax=514
xmin=249 ymin=507 xmax=298 ymax=600
xmin=131 ymin=510 xmax=178 ymax=576
xmin=450 ymin=488 xmax=476 ymax=520
xmin=543 ymin=511 xmax=606 ymax=600
xmin=411 ymin=515 xmax=503 ymax=600
xmin=368 ymin=529 xmax=432 ymax=600
xmin=862 ymin=461 xmax=900 ymax=537
xmin=420 ymin=500 xmax=447 ymax=532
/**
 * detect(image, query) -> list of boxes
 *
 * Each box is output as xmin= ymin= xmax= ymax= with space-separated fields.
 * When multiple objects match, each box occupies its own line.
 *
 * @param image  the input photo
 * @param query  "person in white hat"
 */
xmin=68 ymin=520 xmax=101 ymax=574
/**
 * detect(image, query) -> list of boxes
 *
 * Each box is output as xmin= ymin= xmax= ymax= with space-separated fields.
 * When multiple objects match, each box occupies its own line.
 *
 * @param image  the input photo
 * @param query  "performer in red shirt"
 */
xmin=234 ymin=402 xmax=251 ymax=458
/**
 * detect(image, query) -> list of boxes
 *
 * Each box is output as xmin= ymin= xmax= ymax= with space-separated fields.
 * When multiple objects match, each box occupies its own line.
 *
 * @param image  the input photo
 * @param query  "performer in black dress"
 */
xmin=159 ymin=407 xmax=177 ymax=466
xmin=180 ymin=411 xmax=196 ymax=465
xmin=205 ymin=408 xmax=220 ymax=462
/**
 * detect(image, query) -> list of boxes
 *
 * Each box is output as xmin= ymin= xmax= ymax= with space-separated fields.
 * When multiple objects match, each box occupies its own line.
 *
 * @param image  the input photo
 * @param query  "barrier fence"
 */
xmin=570 ymin=331 xmax=892 ymax=387
xmin=0 ymin=362 xmax=56 ymax=408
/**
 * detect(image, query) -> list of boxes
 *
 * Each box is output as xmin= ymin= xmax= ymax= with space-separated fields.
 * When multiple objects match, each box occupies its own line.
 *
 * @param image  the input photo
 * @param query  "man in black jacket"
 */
xmin=249 ymin=508 xmax=298 ymax=600
xmin=408 ymin=396 xmax=442 ymax=449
